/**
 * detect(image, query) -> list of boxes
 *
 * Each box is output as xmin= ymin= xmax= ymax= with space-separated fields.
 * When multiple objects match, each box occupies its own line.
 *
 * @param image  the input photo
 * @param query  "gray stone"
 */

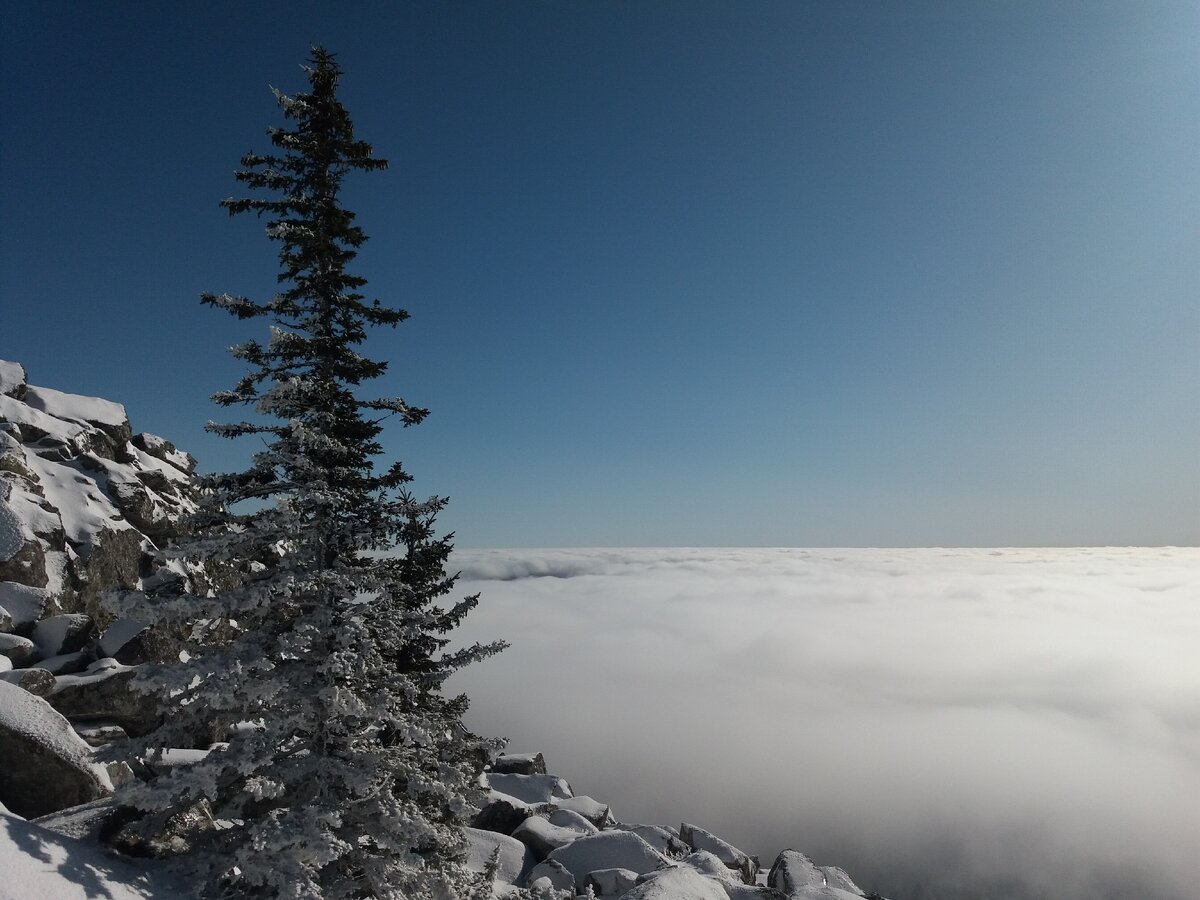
xmin=472 ymin=795 xmax=532 ymax=835
xmin=525 ymin=858 xmax=575 ymax=894
xmin=48 ymin=665 xmax=161 ymax=736
xmin=767 ymin=851 xmax=826 ymax=896
xmin=546 ymin=831 xmax=671 ymax=891
xmin=0 ymin=632 xmax=39 ymax=666
xmin=586 ymin=867 xmax=640 ymax=897
xmin=492 ymin=751 xmax=548 ymax=775
xmin=0 ymin=666 xmax=56 ymax=696
xmin=33 ymin=613 xmax=96 ymax=656
xmin=0 ymin=680 xmax=111 ymax=817
xmin=680 ymin=822 xmax=758 ymax=884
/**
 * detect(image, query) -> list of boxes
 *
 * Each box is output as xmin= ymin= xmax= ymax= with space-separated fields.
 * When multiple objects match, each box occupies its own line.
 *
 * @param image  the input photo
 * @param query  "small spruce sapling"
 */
xmin=107 ymin=47 xmax=505 ymax=899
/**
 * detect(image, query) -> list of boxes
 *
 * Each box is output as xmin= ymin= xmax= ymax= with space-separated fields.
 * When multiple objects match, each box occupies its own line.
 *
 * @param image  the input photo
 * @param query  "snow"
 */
xmin=545 ymin=831 xmax=670 ymax=888
xmin=134 ymin=433 xmax=194 ymax=473
xmin=463 ymin=826 xmax=533 ymax=887
xmin=0 ymin=808 xmax=179 ymax=899
xmin=24 ymin=385 xmax=128 ymax=430
xmin=0 ymin=360 xmax=25 ymax=396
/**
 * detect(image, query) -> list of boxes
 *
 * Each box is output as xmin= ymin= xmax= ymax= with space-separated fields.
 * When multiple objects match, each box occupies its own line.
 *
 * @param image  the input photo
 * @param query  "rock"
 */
xmin=0 ymin=680 xmax=112 ymax=817
xmin=48 ymin=665 xmax=161 ymax=736
xmin=37 ymin=649 xmax=92 ymax=675
xmin=73 ymin=720 xmax=129 ymax=747
xmin=767 ymin=851 xmax=827 ymax=896
xmin=0 ymin=582 xmax=49 ymax=631
xmin=513 ymin=815 xmax=584 ymax=860
xmin=0 ymin=361 xmax=25 ymax=398
xmin=546 ymin=831 xmax=671 ymax=891
xmin=98 ymin=618 xmax=151 ymax=664
xmin=132 ymin=432 xmax=196 ymax=474
xmin=0 ymin=632 xmax=38 ymax=665
xmin=0 ymin=666 xmax=56 ymax=696
xmin=78 ymin=528 xmax=143 ymax=619
xmin=0 ymin=605 xmax=10 ymax=633
xmin=485 ymin=772 xmax=574 ymax=805
xmin=586 ymin=867 xmax=640 ymax=897
xmin=525 ymin=859 xmax=576 ymax=894
xmin=554 ymin=794 xmax=615 ymax=827
xmin=106 ymin=760 xmax=137 ymax=788
xmin=464 ymin=826 xmax=535 ymax=888
xmin=0 ymin=653 xmax=10 ymax=672
xmin=681 ymin=822 xmax=759 ymax=884
xmin=622 ymin=866 xmax=730 ymax=900
xmin=32 ymin=613 xmax=96 ymax=656
xmin=472 ymin=795 xmax=533 ymax=835
xmin=0 ymin=535 xmax=47 ymax=588
xmin=680 ymin=851 xmax=739 ymax=882
xmin=619 ymin=824 xmax=690 ymax=858
xmin=547 ymin=807 xmax=599 ymax=835
xmin=818 ymin=866 xmax=865 ymax=895
xmin=491 ymin=751 xmax=548 ymax=775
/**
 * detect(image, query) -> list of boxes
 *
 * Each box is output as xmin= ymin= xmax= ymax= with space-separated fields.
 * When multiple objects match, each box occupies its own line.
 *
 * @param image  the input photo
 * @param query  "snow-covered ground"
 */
xmin=447 ymin=547 xmax=1200 ymax=900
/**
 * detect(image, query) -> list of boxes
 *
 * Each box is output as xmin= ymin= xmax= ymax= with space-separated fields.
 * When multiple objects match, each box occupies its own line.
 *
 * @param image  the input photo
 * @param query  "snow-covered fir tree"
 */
xmin=107 ymin=47 xmax=505 ymax=899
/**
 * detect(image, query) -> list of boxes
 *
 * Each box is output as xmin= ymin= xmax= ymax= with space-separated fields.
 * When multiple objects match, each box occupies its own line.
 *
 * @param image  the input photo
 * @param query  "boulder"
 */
xmin=586 ymin=867 xmax=640 ymax=897
xmin=464 ymin=827 xmax=535 ymax=888
xmin=554 ymin=794 xmax=614 ymax=827
xmin=767 ymin=851 xmax=827 ymax=896
xmin=98 ymin=618 xmax=152 ymax=665
xmin=680 ymin=851 xmax=739 ymax=882
xmin=0 ymin=632 xmax=39 ymax=666
xmin=491 ymin=751 xmax=548 ymax=775
xmin=547 ymin=807 xmax=598 ymax=835
xmin=32 ymin=614 xmax=96 ymax=656
xmin=546 ymin=831 xmax=671 ymax=891
xmin=525 ymin=859 xmax=575 ymax=894
xmin=0 ymin=680 xmax=111 ymax=817
xmin=37 ymin=649 xmax=93 ymax=675
xmin=0 ymin=582 xmax=49 ymax=631
xmin=472 ymin=795 xmax=533 ymax=835
xmin=0 ymin=666 xmax=56 ymax=697
xmin=622 ymin=866 xmax=730 ymax=900
xmin=512 ymin=815 xmax=584 ymax=860
xmin=681 ymin=822 xmax=758 ymax=884
xmin=73 ymin=721 xmax=129 ymax=747
xmin=618 ymin=824 xmax=690 ymax=858
xmin=47 ymin=665 xmax=160 ymax=736
xmin=485 ymin=772 xmax=573 ymax=805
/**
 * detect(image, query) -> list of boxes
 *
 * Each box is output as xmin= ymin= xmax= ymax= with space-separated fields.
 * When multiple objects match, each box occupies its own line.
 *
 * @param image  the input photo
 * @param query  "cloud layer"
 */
xmin=447 ymin=547 xmax=1200 ymax=900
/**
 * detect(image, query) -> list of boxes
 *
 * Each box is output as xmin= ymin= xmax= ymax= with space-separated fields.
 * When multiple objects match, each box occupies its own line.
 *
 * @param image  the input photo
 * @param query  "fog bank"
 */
xmin=446 ymin=548 xmax=1200 ymax=900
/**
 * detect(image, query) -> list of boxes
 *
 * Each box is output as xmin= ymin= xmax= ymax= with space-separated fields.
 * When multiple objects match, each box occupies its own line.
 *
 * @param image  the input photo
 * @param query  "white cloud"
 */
xmin=447 ymin=547 xmax=1200 ymax=900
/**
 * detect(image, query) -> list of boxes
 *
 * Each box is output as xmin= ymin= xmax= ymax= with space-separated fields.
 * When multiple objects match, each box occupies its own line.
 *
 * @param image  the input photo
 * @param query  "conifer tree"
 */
xmin=108 ymin=47 xmax=504 ymax=899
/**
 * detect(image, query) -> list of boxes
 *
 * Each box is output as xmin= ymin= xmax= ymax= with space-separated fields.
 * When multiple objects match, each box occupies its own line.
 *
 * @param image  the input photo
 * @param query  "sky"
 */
xmin=3 ymin=2 xmax=1197 ymax=547
xmin=447 ymin=546 xmax=1200 ymax=900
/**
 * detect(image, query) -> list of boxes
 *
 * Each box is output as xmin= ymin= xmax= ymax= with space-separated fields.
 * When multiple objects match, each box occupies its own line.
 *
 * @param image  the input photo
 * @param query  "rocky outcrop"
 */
xmin=0 ymin=360 xmax=197 ymax=627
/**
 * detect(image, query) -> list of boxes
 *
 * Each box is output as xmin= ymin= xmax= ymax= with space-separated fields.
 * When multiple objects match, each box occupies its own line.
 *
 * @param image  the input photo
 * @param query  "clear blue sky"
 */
xmin=3 ymin=2 xmax=1197 ymax=547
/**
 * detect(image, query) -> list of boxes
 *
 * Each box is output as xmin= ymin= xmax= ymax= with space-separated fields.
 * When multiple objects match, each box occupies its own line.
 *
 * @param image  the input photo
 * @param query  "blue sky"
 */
xmin=3 ymin=2 xmax=1197 ymax=547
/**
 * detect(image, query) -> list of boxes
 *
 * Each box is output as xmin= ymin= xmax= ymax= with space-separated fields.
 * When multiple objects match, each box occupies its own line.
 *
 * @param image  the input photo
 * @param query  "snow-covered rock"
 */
xmin=617 ymin=823 xmax=690 ymax=858
xmin=464 ymin=826 xmax=535 ymax=887
xmin=526 ymin=858 xmax=576 ymax=894
xmin=484 ymin=771 xmax=574 ymax=805
xmin=512 ymin=814 xmax=588 ymax=859
xmin=0 ymin=632 xmax=38 ymax=666
xmin=768 ymin=850 xmax=869 ymax=899
xmin=622 ymin=866 xmax=731 ymax=900
xmin=0 ymin=665 xmax=56 ymax=696
xmin=681 ymin=821 xmax=759 ymax=884
xmin=491 ymin=750 xmax=548 ymax=775
xmin=49 ymin=664 xmax=160 ymax=736
xmin=0 ymin=681 xmax=111 ymax=818
xmin=553 ymin=794 xmax=614 ymax=827
xmin=545 ymin=830 xmax=671 ymax=891
xmin=585 ymin=867 xmax=640 ymax=897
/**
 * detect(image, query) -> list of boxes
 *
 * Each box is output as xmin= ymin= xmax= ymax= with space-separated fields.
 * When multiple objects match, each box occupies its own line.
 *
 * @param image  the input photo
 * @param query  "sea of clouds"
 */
xmin=445 ymin=547 xmax=1200 ymax=900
